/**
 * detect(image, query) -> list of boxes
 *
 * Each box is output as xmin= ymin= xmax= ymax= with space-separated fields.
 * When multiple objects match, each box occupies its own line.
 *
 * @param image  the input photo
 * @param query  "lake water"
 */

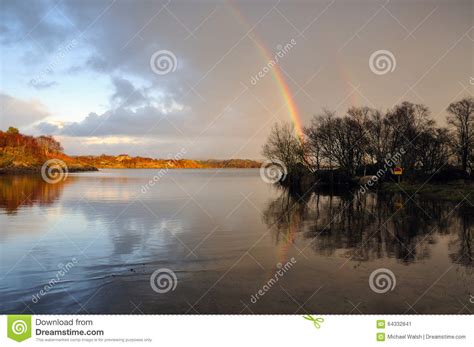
xmin=0 ymin=169 xmax=472 ymax=314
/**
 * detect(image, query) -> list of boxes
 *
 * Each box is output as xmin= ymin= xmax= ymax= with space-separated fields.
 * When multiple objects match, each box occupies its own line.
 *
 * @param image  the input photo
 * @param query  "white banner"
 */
xmin=1 ymin=315 xmax=472 ymax=346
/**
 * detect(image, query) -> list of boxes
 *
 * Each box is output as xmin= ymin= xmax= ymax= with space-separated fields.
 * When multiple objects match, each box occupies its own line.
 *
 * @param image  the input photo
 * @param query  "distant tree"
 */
xmin=6 ymin=126 xmax=19 ymax=135
xmin=329 ymin=116 xmax=364 ymax=175
xmin=415 ymin=128 xmax=451 ymax=174
xmin=304 ymin=109 xmax=336 ymax=170
xmin=385 ymin=102 xmax=434 ymax=172
xmin=37 ymin=135 xmax=64 ymax=155
xmin=304 ymin=113 xmax=328 ymax=171
xmin=262 ymin=122 xmax=305 ymax=174
xmin=447 ymin=97 xmax=474 ymax=172
xmin=345 ymin=106 xmax=372 ymax=173
xmin=263 ymin=98 xmax=473 ymax=184
xmin=365 ymin=109 xmax=392 ymax=168
xmin=305 ymin=108 xmax=370 ymax=175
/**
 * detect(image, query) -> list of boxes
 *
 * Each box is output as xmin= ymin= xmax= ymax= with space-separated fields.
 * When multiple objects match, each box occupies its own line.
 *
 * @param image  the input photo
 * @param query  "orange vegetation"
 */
xmin=0 ymin=127 xmax=261 ymax=172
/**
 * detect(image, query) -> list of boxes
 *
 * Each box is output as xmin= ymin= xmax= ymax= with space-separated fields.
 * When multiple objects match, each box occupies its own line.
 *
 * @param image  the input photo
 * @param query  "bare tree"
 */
xmin=262 ymin=122 xmax=305 ymax=174
xmin=385 ymin=102 xmax=434 ymax=172
xmin=416 ymin=128 xmax=451 ymax=174
xmin=365 ymin=109 xmax=392 ymax=168
xmin=306 ymin=110 xmax=337 ymax=170
xmin=263 ymin=99 xmax=469 ymax=185
xmin=304 ymin=109 xmax=337 ymax=171
xmin=447 ymin=97 xmax=474 ymax=172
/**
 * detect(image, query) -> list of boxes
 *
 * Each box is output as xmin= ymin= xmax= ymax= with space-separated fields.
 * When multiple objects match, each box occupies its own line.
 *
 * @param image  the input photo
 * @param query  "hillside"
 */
xmin=0 ymin=127 xmax=261 ymax=173
xmin=0 ymin=127 xmax=97 ymax=173
xmin=74 ymin=155 xmax=261 ymax=169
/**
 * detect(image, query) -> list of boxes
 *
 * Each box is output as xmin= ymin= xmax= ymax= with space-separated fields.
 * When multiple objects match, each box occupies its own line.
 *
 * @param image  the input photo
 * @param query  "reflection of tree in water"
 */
xmin=449 ymin=205 xmax=473 ymax=267
xmin=263 ymin=187 xmax=473 ymax=267
xmin=0 ymin=175 xmax=68 ymax=214
xmin=262 ymin=186 xmax=311 ymax=265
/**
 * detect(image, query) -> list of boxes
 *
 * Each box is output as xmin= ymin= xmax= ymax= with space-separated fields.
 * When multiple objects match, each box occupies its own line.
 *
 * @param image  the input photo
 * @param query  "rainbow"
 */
xmin=338 ymin=59 xmax=359 ymax=108
xmin=229 ymin=2 xmax=305 ymax=139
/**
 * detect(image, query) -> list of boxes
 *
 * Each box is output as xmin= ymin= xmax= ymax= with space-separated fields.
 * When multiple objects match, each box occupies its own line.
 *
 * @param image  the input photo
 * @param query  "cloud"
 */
xmin=35 ymin=121 xmax=62 ymax=134
xmin=35 ymin=76 xmax=188 ymax=137
xmin=85 ymin=55 xmax=111 ymax=73
xmin=0 ymin=0 xmax=76 ymax=54
xmin=0 ymin=93 xmax=50 ymax=130
xmin=110 ymin=77 xmax=147 ymax=108
xmin=50 ymin=105 xmax=187 ymax=137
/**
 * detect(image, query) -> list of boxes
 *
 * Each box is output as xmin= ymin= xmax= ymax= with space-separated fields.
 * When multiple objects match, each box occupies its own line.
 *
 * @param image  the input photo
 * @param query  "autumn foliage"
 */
xmin=0 ymin=127 xmax=99 ymax=172
xmin=0 ymin=127 xmax=260 ymax=171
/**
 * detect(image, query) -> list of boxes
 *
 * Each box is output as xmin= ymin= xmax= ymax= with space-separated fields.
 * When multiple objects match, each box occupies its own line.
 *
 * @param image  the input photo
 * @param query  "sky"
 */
xmin=0 ymin=0 xmax=472 ymax=159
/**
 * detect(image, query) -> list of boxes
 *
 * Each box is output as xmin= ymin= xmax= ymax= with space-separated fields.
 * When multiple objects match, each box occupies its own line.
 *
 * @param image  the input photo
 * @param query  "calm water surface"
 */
xmin=0 ymin=169 xmax=472 ymax=313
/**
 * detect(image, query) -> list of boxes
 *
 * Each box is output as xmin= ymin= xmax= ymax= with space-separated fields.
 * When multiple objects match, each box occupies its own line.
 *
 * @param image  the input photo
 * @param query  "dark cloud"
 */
xmin=110 ymin=77 xmax=147 ymax=107
xmin=35 ymin=121 xmax=61 ymax=134
xmin=59 ymin=105 xmax=188 ymax=137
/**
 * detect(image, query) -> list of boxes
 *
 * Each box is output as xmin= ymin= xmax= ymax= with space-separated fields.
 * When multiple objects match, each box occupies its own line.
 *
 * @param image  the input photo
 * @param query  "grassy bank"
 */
xmin=380 ymin=182 xmax=474 ymax=201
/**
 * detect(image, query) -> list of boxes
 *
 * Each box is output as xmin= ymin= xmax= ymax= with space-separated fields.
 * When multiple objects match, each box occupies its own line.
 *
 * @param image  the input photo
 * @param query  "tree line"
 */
xmin=263 ymin=97 xmax=473 ymax=184
xmin=0 ymin=127 xmax=63 ymax=156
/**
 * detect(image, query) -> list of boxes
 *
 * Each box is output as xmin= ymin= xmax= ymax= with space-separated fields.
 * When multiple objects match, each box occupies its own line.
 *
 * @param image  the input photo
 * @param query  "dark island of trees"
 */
xmin=262 ymin=97 xmax=474 ymax=195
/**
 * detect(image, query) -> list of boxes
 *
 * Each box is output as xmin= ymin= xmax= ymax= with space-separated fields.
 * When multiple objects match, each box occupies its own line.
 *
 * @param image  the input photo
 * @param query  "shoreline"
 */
xmin=379 ymin=182 xmax=474 ymax=201
xmin=281 ymin=172 xmax=474 ymax=202
xmin=0 ymin=166 xmax=99 ymax=175
xmin=0 ymin=166 xmax=262 ymax=175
